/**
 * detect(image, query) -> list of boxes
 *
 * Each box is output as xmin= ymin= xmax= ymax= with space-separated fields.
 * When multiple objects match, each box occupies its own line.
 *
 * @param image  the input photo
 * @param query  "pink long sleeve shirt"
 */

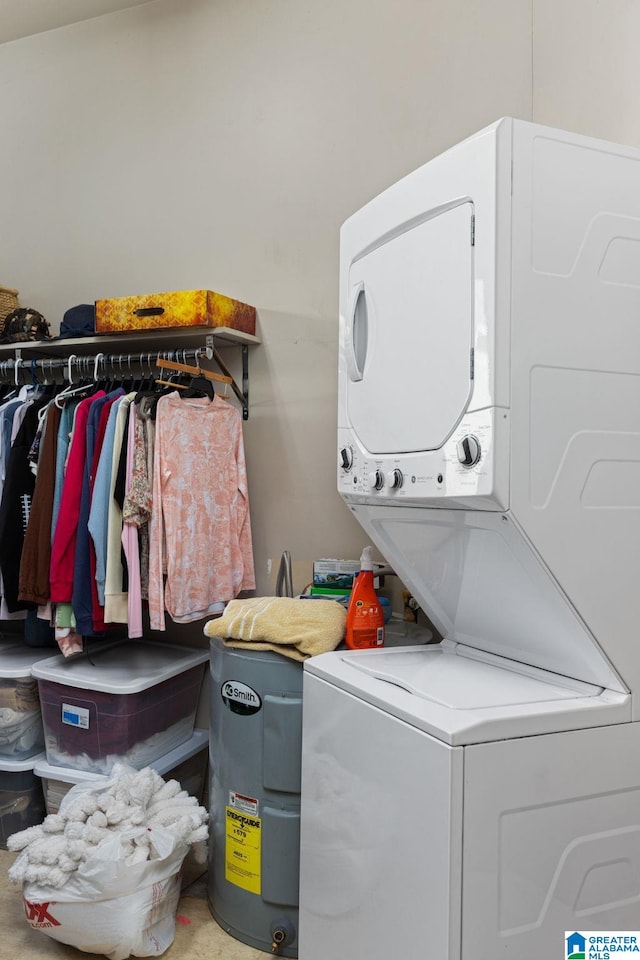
xmin=148 ymin=393 xmax=255 ymax=630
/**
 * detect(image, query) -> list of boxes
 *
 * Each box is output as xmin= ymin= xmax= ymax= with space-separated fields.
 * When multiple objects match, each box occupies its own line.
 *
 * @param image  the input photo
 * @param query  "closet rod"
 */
xmin=0 ymin=343 xmax=251 ymax=418
xmin=0 ymin=347 xmax=213 ymax=381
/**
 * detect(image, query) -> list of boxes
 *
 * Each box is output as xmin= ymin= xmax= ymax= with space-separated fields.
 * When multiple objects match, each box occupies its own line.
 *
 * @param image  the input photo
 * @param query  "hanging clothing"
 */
xmin=0 ymin=390 xmax=35 ymax=620
xmin=121 ymin=402 xmax=143 ymax=639
xmin=50 ymin=399 xmax=81 ymax=545
xmin=72 ymin=388 xmax=124 ymax=635
xmin=18 ymin=402 xmax=62 ymax=606
xmin=148 ymin=392 xmax=255 ymax=630
xmin=87 ymin=396 xmax=123 ymax=610
xmin=123 ymin=400 xmax=154 ymax=600
xmin=0 ymin=397 xmax=48 ymax=611
xmin=0 ymin=344 xmax=255 ymax=640
xmin=88 ymin=391 xmax=124 ymax=634
xmin=0 ymin=398 xmax=25 ymax=484
xmin=103 ymin=393 xmax=134 ymax=624
xmin=50 ymin=393 xmax=105 ymax=603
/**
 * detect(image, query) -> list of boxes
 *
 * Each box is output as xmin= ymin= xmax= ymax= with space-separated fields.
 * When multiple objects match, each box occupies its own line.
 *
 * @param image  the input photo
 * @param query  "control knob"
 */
xmin=339 ymin=446 xmax=353 ymax=471
xmin=369 ymin=469 xmax=385 ymax=491
xmin=386 ymin=468 xmax=404 ymax=489
xmin=456 ymin=435 xmax=481 ymax=467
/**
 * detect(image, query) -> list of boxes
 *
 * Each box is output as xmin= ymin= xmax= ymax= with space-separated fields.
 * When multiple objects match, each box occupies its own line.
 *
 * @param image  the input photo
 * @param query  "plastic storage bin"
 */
xmin=0 ymin=643 xmax=51 ymax=760
xmin=35 ymin=728 xmax=209 ymax=815
xmin=0 ymin=752 xmax=46 ymax=849
xmin=32 ymin=641 xmax=208 ymax=775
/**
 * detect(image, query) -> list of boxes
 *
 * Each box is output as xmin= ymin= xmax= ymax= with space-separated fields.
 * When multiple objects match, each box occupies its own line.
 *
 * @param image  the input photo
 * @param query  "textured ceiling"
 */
xmin=0 ymin=0 xmax=153 ymax=44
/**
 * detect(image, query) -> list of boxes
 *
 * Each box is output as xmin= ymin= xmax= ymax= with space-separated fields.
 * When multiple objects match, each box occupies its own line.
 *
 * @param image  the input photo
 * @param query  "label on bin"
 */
xmin=61 ymin=704 xmax=89 ymax=729
xmin=225 ymin=806 xmax=261 ymax=895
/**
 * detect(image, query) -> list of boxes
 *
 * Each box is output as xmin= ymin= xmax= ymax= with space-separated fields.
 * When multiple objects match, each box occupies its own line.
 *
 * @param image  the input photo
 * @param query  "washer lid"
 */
xmin=350 ymin=505 xmax=627 ymax=694
xmin=304 ymin=642 xmax=631 ymax=746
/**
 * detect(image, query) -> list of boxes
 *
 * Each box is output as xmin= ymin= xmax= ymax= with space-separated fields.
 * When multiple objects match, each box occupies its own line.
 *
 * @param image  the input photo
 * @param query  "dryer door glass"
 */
xmin=346 ymin=201 xmax=474 ymax=455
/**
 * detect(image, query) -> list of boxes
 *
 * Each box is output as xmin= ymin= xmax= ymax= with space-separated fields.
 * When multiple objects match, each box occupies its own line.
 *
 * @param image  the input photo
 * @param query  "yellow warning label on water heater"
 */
xmin=225 ymin=806 xmax=261 ymax=894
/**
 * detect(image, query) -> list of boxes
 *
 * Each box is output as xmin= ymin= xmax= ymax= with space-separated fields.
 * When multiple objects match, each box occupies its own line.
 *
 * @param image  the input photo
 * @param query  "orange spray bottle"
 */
xmin=345 ymin=547 xmax=385 ymax=649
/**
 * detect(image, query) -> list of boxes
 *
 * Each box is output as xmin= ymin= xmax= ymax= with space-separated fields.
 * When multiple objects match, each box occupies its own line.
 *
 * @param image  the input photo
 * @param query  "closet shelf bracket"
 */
xmin=206 ymin=334 xmax=250 ymax=420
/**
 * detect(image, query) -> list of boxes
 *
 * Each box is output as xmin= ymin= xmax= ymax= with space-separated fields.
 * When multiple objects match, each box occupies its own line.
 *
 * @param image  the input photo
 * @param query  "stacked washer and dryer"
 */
xmin=298 ymin=119 xmax=640 ymax=958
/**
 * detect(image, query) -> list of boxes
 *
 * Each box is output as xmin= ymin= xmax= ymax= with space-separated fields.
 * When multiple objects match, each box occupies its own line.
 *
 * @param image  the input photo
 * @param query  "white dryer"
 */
xmin=299 ymin=118 xmax=640 ymax=959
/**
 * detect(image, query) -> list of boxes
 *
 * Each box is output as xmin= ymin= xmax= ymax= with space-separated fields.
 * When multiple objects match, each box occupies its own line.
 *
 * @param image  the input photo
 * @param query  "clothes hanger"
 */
xmin=182 ymin=375 xmax=215 ymax=400
xmin=32 ymin=358 xmax=56 ymax=399
xmin=152 ymin=354 xmax=189 ymax=392
xmin=120 ymin=355 xmax=141 ymax=393
xmin=0 ymin=360 xmax=16 ymax=399
xmin=155 ymin=357 xmax=232 ymax=386
xmin=13 ymin=356 xmax=42 ymax=397
xmin=33 ymin=360 xmax=57 ymax=426
xmin=216 ymin=381 xmax=230 ymax=402
xmin=155 ymin=378 xmax=188 ymax=390
xmin=54 ymin=355 xmax=93 ymax=407
xmin=133 ymin=353 xmax=157 ymax=399
xmin=92 ymin=353 xmax=105 ymax=386
xmin=148 ymin=370 xmax=191 ymax=419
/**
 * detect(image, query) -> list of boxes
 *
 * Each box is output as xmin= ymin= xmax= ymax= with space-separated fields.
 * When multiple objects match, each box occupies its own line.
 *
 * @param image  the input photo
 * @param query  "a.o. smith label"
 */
xmin=221 ymin=680 xmax=262 ymax=715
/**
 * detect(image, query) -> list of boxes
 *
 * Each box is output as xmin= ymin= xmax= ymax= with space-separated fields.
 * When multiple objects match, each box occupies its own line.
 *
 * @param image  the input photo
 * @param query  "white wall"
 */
xmin=0 ymin=0 xmax=532 ymax=611
xmin=533 ymin=0 xmax=640 ymax=145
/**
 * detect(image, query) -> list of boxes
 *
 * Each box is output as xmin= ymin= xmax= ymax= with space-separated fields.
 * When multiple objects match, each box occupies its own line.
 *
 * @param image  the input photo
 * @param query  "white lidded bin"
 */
xmin=0 ymin=642 xmax=54 ymax=760
xmin=0 ymin=751 xmax=46 ymax=849
xmin=31 ymin=641 xmax=209 ymax=775
xmin=35 ymin=728 xmax=209 ymax=815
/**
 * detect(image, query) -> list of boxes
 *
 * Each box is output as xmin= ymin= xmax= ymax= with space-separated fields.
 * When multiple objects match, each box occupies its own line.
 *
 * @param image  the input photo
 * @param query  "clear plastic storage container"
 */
xmin=35 ymin=728 xmax=209 ymax=815
xmin=0 ymin=643 xmax=52 ymax=760
xmin=32 ymin=641 xmax=208 ymax=774
xmin=0 ymin=752 xmax=46 ymax=848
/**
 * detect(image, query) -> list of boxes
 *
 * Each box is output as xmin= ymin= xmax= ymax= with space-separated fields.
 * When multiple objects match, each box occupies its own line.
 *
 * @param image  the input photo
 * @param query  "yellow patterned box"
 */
xmin=95 ymin=289 xmax=256 ymax=336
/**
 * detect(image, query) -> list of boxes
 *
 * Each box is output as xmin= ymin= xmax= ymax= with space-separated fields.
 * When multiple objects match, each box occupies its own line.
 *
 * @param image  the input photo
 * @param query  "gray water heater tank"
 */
xmin=208 ymin=638 xmax=303 ymax=957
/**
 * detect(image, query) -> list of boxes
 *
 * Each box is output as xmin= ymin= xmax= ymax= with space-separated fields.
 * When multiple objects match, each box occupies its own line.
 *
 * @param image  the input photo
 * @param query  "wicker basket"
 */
xmin=0 ymin=287 xmax=19 ymax=324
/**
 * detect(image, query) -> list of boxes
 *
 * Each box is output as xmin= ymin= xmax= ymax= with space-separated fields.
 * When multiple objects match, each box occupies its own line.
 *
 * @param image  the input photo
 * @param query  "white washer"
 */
xmin=299 ymin=118 xmax=640 ymax=959
xmin=301 ymin=648 xmax=640 ymax=959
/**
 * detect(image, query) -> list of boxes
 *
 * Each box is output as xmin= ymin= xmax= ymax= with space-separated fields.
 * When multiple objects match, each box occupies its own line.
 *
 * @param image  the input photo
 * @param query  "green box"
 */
xmin=313 ymin=559 xmax=361 ymax=590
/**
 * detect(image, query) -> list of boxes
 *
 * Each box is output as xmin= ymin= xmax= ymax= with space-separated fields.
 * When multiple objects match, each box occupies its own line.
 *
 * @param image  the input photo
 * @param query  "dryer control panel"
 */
xmin=338 ymin=408 xmax=509 ymax=510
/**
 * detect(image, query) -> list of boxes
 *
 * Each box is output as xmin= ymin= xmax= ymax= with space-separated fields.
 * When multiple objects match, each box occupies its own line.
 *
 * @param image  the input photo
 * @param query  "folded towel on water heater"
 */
xmin=203 ymin=596 xmax=346 ymax=661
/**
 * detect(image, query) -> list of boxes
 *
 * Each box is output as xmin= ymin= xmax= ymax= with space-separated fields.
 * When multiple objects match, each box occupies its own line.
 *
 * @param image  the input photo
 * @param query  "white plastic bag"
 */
xmin=21 ymin=821 xmax=189 ymax=959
